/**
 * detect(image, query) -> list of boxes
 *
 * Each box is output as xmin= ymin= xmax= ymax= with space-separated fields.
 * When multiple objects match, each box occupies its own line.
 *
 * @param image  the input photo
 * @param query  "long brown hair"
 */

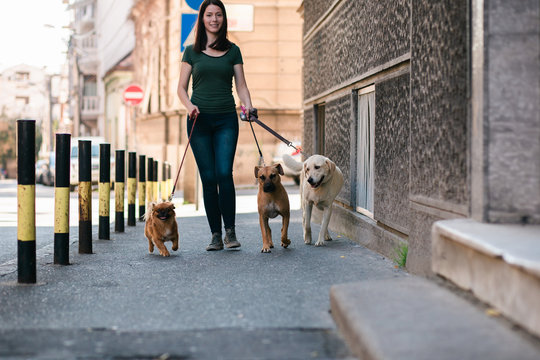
xmin=193 ymin=0 xmax=231 ymax=53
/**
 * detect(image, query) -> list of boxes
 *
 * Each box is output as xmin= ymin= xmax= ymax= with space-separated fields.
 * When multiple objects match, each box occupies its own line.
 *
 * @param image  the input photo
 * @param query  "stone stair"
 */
xmin=330 ymin=276 xmax=540 ymax=360
xmin=432 ymin=219 xmax=540 ymax=338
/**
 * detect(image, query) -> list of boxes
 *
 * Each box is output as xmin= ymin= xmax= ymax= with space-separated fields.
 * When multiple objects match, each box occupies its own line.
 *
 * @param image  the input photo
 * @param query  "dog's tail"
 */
xmin=283 ymin=154 xmax=303 ymax=172
xmin=144 ymin=201 xmax=157 ymax=221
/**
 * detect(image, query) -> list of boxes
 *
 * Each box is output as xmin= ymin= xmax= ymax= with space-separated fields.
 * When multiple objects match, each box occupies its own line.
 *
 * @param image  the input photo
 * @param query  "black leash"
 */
xmin=241 ymin=106 xmax=304 ymax=164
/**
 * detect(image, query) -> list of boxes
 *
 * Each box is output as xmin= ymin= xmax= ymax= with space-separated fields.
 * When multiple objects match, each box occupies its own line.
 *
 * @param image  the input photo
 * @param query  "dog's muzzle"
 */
xmin=263 ymin=182 xmax=276 ymax=193
xmin=308 ymin=176 xmax=324 ymax=188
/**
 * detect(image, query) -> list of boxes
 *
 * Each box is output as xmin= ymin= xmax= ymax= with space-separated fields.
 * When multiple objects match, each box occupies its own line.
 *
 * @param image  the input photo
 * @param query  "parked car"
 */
xmin=35 ymin=160 xmax=48 ymax=184
xmin=41 ymin=152 xmax=55 ymax=186
xmin=272 ymin=141 xmax=302 ymax=185
xmin=70 ymin=137 xmax=109 ymax=190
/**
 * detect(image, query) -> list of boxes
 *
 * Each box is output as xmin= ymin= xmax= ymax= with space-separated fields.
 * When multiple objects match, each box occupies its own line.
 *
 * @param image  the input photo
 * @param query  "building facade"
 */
xmin=130 ymin=0 xmax=304 ymax=201
xmin=301 ymin=0 xmax=539 ymax=275
xmin=66 ymin=0 xmax=100 ymax=137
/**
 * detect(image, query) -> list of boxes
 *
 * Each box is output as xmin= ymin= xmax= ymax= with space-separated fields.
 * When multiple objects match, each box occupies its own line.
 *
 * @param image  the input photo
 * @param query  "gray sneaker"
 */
xmin=224 ymin=227 xmax=241 ymax=248
xmin=206 ymin=232 xmax=224 ymax=251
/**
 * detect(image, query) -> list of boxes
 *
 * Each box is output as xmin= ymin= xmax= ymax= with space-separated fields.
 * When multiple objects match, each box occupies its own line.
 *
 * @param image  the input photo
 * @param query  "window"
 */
xmin=356 ymin=86 xmax=375 ymax=216
xmin=315 ymin=103 xmax=325 ymax=155
xmin=83 ymin=75 xmax=97 ymax=96
xmin=15 ymin=72 xmax=29 ymax=81
xmin=15 ymin=96 xmax=29 ymax=107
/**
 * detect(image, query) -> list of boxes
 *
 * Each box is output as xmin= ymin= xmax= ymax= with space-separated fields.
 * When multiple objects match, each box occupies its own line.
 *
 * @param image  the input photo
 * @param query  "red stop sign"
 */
xmin=123 ymin=85 xmax=144 ymax=105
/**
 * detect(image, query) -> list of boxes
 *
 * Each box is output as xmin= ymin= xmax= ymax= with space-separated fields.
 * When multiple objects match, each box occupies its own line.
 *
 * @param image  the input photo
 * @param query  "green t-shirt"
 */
xmin=182 ymin=43 xmax=243 ymax=114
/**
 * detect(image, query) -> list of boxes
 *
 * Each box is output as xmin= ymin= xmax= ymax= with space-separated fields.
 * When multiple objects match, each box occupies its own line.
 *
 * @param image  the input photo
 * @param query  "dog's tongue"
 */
xmin=159 ymin=216 xmax=168 ymax=220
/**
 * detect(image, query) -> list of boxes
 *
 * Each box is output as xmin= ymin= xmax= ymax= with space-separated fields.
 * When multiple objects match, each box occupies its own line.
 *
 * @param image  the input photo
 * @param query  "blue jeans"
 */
xmin=187 ymin=112 xmax=239 ymax=234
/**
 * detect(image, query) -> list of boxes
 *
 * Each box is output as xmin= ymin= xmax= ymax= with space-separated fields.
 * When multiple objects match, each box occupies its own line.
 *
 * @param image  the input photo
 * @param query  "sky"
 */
xmin=0 ymin=0 xmax=71 ymax=74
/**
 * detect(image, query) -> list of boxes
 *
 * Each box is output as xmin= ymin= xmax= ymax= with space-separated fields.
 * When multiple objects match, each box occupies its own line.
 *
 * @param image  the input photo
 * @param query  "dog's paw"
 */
xmin=159 ymin=250 xmax=171 ymax=257
xmin=261 ymin=247 xmax=271 ymax=253
xmin=172 ymin=244 xmax=179 ymax=251
xmin=314 ymin=240 xmax=325 ymax=247
xmin=281 ymin=238 xmax=291 ymax=248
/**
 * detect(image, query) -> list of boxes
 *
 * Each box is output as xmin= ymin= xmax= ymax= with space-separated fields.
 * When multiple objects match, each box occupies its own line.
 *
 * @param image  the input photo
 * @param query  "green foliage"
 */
xmin=0 ymin=112 xmax=16 ymax=169
xmin=0 ymin=111 xmax=44 ymax=168
xmin=392 ymin=242 xmax=408 ymax=268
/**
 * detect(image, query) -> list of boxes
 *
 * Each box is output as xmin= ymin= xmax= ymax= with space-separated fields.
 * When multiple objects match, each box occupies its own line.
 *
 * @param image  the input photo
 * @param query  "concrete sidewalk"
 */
xmin=2 ymin=186 xmax=539 ymax=359
xmin=0 ymin=186 xmax=401 ymax=359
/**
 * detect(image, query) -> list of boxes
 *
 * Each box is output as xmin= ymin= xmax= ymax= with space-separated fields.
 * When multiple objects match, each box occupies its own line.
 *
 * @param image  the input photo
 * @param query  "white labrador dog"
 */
xmin=283 ymin=154 xmax=344 ymax=246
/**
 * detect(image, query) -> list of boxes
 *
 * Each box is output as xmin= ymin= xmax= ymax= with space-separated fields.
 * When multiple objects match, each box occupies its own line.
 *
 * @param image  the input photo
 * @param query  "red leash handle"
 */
xmin=168 ymin=111 xmax=198 ymax=201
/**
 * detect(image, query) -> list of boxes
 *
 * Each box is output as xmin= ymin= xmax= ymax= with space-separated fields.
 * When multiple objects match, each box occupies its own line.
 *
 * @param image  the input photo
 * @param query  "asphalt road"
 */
xmin=0 ymin=179 xmax=404 ymax=359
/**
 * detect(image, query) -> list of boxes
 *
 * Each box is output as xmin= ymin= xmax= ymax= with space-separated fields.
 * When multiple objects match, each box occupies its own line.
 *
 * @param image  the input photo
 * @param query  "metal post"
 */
xmin=153 ymin=160 xmax=159 ymax=203
xmin=167 ymin=163 xmax=172 ymax=200
xmin=115 ymin=150 xmax=125 ymax=232
xmin=78 ymin=140 xmax=92 ymax=254
xmin=161 ymin=162 xmax=167 ymax=201
xmin=127 ymin=152 xmax=136 ymax=226
xmin=17 ymin=119 xmax=36 ymax=283
xmin=98 ymin=143 xmax=110 ymax=240
xmin=54 ymin=133 xmax=71 ymax=264
xmin=138 ymin=155 xmax=146 ymax=220
xmin=147 ymin=157 xmax=154 ymax=203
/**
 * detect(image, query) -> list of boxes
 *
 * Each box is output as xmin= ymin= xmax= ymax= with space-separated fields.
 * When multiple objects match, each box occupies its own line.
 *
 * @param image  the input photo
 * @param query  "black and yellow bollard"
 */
xmin=98 ymin=143 xmax=111 ymax=240
xmin=138 ymin=155 xmax=146 ymax=220
xmin=147 ymin=157 xmax=154 ymax=203
xmin=115 ymin=150 xmax=125 ymax=232
xmin=17 ymin=119 xmax=36 ymax=283
xmin=127 ymin=152 xmax=136 ymax=226
xmin=161 ymin=162 xmax=168 ymax=201
xmin=54 ymin=133 xmax=71 ymax=265
xmin=78 ymin=140 xmax=92 ymax=254
xmin=167 ymin=163 xmax=172 ymax=199
xmin=153 ymin=160 xmax=159 ymax=203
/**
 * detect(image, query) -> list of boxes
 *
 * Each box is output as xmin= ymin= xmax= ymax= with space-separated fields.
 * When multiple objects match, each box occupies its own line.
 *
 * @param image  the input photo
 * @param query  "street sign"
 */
xmin=123 ymin=85 xmax=144 ymax=106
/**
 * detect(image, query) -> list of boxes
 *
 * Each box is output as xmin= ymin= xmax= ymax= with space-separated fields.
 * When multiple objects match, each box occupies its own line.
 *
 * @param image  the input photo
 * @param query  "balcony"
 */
xmin=81 ymin=95 xmax=99 ymax=119
xmin=75 ymin=33 xmax=98 ymax=74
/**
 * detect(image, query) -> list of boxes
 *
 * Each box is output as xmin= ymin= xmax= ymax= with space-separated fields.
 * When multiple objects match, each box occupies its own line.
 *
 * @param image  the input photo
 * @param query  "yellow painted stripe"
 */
xmin=115 ymin=182 xmax=125 ymax=212
xmin=161 ymin=181 xmax=167 ymax=201
xmin=54 ymin=187 xmax=70 ymax=233
xmin=78 ymin=181 xmax=92 ymax=221
xmin=167 ymin=179 xmax=173 ymax=197
xmin=127 ymin=178 xmax=136 ymax=204
xmin=147 ymin=181 xmax=153 ymax=203
xmin=17 ymin=185 xmax=35 ymax=241
xmin=153 ymin=181 xmax=158 ymax=203
xmin=138 ymin=182 xmax=146 ymax=204
xmin=99 ymin=182 xmax=110 ymax=217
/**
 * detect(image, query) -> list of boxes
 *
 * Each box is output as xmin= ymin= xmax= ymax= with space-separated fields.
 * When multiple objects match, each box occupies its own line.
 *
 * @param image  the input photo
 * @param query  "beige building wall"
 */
xmin=131 ymin=0 xmax=303 ymax=202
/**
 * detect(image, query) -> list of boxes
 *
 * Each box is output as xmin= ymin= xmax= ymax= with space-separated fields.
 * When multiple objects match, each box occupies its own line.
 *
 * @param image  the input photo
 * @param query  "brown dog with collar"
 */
xmin=255 ymin=164 xmax=291 ymax=253
xmin=144 ymin=201 xmax=179 ymax=257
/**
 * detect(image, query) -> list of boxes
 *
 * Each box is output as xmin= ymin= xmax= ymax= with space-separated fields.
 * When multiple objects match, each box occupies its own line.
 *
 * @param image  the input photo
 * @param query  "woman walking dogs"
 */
xmin=177 ymin=0 xmax=256 ymax=251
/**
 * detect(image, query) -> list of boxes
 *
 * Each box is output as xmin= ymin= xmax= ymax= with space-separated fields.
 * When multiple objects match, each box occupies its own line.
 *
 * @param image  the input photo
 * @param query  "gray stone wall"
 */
xmin=410 ymin=0 xmax=469 ymax=206
xmin=303 ymin=107 xmax=314 ymax=157
xmin=374 ymin=73 xmax=410 ymax=234
xmin=325 ymin=95 xmax=352 ymax=205
xmin=302 ymin=0 xmax=335 ymax=36
xmin=303 ymin=0 xmax=410 ymax=99
xmin=485 ymin=0 xmax=540 ymax=223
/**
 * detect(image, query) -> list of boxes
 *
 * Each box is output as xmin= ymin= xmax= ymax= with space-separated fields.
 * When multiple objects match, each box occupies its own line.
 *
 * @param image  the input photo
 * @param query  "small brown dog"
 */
xmin=255 ymin=164 xmax=291 ymax=253
xmin=144 ymin=201 xmax=179 ymax=257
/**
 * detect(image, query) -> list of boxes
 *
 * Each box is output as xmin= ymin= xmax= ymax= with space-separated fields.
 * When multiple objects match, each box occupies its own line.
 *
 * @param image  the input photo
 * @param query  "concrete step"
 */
xmin=330 ymin=277 xmax=540 ymax=360
xmin=432 ymin=219 xmax=540 ymax=338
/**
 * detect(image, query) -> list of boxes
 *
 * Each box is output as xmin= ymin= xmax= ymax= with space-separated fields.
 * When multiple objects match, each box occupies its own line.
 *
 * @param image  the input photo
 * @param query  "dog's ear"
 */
xmin=326 ymin=159 xmax=336 ymax=173
xmin=303 ymin=161 xmax=308 ymax=173
xmin=275 ymin=163 xmax=284 ymax=175
xmin=254 ymin=166 xmax=261 ymax=178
